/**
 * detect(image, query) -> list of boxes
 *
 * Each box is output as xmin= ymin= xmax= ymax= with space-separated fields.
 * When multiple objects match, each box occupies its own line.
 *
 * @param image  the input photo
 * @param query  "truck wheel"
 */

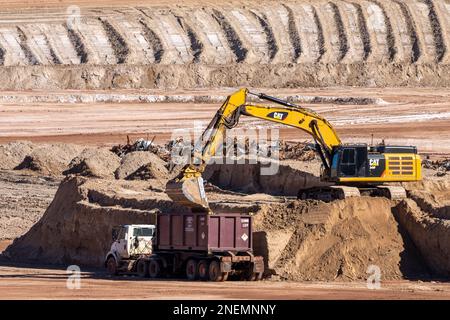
xmin=148 ymin=259 xmax=161 ymax=278
xmin=185 ymin=259 xmax=198 ymax=281
xmin=244 ymin=266 xmax=264 ymax=281
xmin=222 ymin=272 xmax=229 ymax=282
xmin=246 ymin=272 xmax=263 ymax=281
xmin=208 ymin=260 xmax=225 ymax=282
xmin=106 ymin=256 xmax=118 ymax=276
xmin=198 ymin=260 xmax=209 ymax=281
xmin=136 ymin=259 xmax=149 ymax=278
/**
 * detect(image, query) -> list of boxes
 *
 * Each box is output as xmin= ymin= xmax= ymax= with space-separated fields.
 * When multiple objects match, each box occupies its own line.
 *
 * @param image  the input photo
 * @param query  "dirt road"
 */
xmin=0 ymin=263 xmax=449 ymax=300
xmin=0 ymin=88 xmax=449 ymax=154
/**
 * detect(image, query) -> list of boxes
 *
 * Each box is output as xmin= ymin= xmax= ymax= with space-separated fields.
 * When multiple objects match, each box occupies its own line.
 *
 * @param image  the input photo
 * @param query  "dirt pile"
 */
xmin=63 ymin=148 xmax=120 ymax=179
xmin=2 ymin=176 xmax=188 ymax=266
xmin=219 ymin=139 xmax=316 ymax=162
xmin=115 ymin=151 xmax=169 ymax=180
xmin=253 ymin=197 xmax=428 ymax=281
xmin=0 ymin=141 xmax=36 ymax=170
xmin=404 ymin=180 xmax=450 ymax=219
xmin=0 ymin=141 xmax=171 ymax=180
xmin=15 ymin=144 xmax=83 ymax=175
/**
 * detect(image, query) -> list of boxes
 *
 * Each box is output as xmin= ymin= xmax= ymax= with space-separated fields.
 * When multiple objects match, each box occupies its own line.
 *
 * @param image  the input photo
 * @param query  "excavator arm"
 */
xmin=165 ymin=88 xmax=342 ymax=211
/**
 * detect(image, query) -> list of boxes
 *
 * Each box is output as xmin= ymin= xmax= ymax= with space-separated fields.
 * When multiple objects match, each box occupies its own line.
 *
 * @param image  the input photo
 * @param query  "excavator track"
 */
xmin=375 ymin=186 xmax=407 ymax=200
xmin=298 ymin=186 xmax=361 ymax=202
xmin=298 ymin=185 xmax=407 ymax=201
xmin=330 ymin=186 xmax=361 ymax=199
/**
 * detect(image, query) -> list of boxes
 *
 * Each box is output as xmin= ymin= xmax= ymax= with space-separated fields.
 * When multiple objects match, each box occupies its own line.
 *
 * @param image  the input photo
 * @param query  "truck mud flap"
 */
xmin=253 ymin=257 xmax=264 ymax=273
xmin=220 ymin=261 xmax=232 ymax=273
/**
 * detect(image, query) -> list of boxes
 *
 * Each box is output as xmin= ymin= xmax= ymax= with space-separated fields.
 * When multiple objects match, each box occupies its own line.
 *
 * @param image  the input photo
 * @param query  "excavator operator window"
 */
xmin=342 ymin=149 xmax=355 ymax=164
xmin=340 ymin=148 xmax=357 ymax=176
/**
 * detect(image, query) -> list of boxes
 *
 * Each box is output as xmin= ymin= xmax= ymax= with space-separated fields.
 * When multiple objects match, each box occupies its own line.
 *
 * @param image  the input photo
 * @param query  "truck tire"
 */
xmin=245 ymin=271 xmax=263 ymax=281
xmin=222 ymin=271 xmax=229 ymax=282
xmin=106 ymin=256 xmax=118 ymax=276
xmin=185 ymin=259 xmax=198 ymax=280
xmin=208 ymin=260 xmax=226 ymax=282
xmin=136 ymin=259 xmax=149 ymax=278
xmin=198 ymin=260 xmax=209 ymax=281
xmin=148 ymin=259 xmax=161 ymax=278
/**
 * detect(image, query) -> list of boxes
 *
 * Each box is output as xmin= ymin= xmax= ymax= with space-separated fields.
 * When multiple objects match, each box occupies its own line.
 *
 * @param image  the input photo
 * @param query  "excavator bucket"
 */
xmin=165 ymin=176 xmax=209 ymax=211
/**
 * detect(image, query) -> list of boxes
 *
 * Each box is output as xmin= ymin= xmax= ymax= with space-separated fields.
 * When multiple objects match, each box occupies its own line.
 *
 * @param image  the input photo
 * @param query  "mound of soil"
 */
xmin=115 ymin=151 xmax=168 ymax=180
xmin=2 ymin=176 xmax=187 ymax=266
xmin=0 ymin=141 xmax=36 ymax=170
xmin=15 ymin=144 xmax=83 ymax=175
xmin=64 ymin=148 xmax=120 ymax=179
xmin=404 ymin=180 xmax=450 ymax=219
xmin=253 ymin=197 xmax=429 ymax=281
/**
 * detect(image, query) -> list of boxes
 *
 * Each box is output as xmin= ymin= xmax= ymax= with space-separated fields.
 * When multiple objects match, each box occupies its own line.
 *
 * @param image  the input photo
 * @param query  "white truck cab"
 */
xmin=105 ymin=224 xmax=155 ymax=276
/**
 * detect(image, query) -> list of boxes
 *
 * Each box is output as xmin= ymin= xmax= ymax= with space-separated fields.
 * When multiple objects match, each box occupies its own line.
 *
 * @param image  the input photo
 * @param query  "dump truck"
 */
xmin=105 ymin=213 xmax=264 ymax=281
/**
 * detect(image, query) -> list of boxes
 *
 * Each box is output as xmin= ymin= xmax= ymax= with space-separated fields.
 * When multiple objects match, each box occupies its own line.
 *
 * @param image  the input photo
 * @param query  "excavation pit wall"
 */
xmin=203 ymin=160 xmax=328 ymax=196
xmin=0 ymin=64 xmax=449 ymax=90
xmin=0 ymin=0 xmax=449 ymax=89
xmin=393 ymin=199 xmax=450 ymax=277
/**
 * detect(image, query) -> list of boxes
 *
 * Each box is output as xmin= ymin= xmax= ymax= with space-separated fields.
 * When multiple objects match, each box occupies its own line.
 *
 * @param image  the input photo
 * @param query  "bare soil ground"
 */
xmin=0 ymin=171 xmax=59 ymax=240
xmin=0 ymin=263 xmax=449 ymax=300
xmin=0 ymin=88 xmax=449 ymax=155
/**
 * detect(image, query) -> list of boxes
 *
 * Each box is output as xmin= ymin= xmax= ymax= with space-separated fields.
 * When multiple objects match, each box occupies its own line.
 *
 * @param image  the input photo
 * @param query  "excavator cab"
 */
xmin=330 ymin=145 xmax=369 ymax=179
xmin=330 ymin=144 xmax=421 ymax=183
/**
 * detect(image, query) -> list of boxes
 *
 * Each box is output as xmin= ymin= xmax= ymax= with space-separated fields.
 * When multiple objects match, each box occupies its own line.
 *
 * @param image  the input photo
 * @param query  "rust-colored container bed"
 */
xmin=156 ymin=212 xmax=252 ymax=252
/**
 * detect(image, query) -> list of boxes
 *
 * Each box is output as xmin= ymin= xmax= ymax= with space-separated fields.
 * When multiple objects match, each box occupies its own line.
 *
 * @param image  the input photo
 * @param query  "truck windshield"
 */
xmin=133 ymin=227 xmax=154 ymax=237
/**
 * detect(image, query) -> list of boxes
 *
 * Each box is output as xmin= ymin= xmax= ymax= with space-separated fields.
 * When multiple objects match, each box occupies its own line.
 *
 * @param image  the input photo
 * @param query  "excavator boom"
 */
xmin=165 ymin=88 xmax=342 ymax=211
xmin=165 ymin=88 xmax=421 ymax=211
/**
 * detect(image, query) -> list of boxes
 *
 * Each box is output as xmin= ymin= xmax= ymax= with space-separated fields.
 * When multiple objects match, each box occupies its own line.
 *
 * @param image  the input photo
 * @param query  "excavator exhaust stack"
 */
xmin=165 ymin=176 xmax=210 ymax=212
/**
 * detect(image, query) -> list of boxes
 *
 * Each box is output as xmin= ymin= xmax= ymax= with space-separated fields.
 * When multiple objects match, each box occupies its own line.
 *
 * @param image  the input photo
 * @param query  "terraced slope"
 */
xmin=0 ymin=0 xmax=448 ymax=88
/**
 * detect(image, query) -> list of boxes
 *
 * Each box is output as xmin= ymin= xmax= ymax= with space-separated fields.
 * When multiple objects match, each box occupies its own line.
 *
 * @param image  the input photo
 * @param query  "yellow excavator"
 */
xmin=166 ymin=88 xmax=422 ymax=211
